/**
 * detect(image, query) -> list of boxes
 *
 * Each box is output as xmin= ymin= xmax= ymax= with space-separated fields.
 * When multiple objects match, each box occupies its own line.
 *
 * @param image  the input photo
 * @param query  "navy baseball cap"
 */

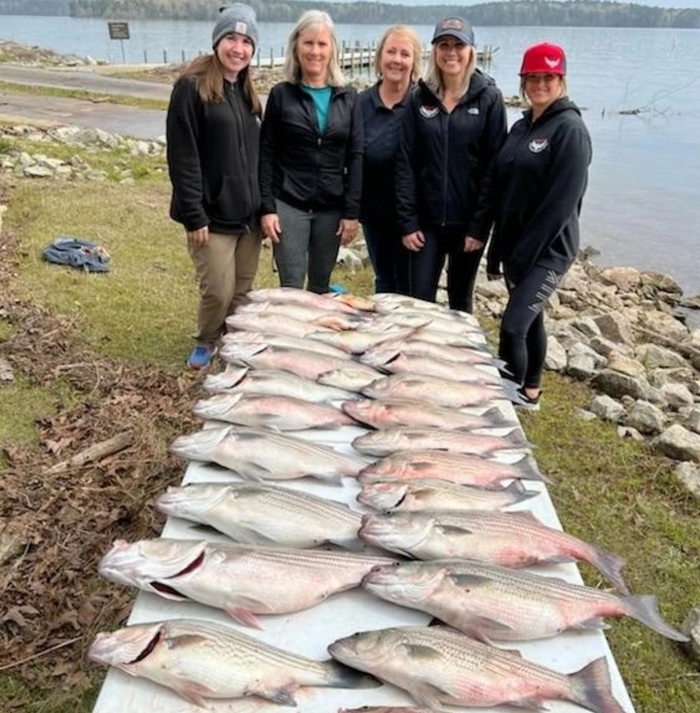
xmin=432 ymin=17 xmax=475 ymax=46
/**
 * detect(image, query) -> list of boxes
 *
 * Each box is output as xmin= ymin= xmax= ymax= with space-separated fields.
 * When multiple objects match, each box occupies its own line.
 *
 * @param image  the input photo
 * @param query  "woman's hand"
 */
xmin=261 ymin=213 xmax=282 ymax=243
xmin=464 ymin=236 xmax=484 ymax=253
xmin=187 ymin=226 xmax=209 ymax=248
xmin=402 ymin=230 xmax=425 ymax=252
xmin=487 ymin=272 xmax=503 ymax=281
xmin=337 ymin=218 xmax=359 ymax=246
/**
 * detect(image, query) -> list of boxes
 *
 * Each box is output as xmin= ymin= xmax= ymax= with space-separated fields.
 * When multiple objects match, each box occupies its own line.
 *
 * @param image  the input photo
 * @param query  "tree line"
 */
xmin=5 ymin=0 xmax=699 ymax=28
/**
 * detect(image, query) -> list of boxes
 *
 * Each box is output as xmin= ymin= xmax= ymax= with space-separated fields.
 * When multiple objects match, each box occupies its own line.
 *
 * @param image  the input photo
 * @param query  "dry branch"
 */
xmin=44 ymin=431 xmax=134 ymax=475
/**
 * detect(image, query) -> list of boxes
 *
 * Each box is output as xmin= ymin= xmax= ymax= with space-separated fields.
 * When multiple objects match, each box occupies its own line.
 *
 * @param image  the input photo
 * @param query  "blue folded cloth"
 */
xmin=42 ymin=237 xmax=110 ymax=273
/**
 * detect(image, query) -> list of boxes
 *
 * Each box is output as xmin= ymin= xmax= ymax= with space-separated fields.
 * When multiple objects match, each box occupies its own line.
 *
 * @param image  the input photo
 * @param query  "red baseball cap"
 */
xmin=519 ymin=42 xmax=567 ymax=76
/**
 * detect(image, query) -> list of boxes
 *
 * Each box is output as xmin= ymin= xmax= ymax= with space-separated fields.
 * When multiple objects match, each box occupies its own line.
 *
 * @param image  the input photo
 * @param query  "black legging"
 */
xmin=408 ymin=225 xmax=484 ymax=313
xmin=499 ymin=265 xmax=563 ymax=389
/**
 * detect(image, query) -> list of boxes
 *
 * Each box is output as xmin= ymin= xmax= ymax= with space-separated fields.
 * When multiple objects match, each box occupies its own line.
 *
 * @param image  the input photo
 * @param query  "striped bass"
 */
xmin=170 ymin=425 xmax=367 ymax=482
xmin=247 ymin=286 xmax=360 ymax=314
xmin=361 ymin=374 xmax=505 ymax=407
xmin=193 ymin=392 xmax=355 ymax=431
xmin=203 ymin=366 xmax=355 ymax=403
xmin=89 ymin=618 xmax=378 ymax=707
xmin=237 ymin=301 xmax=361 ymax=330
xmin=357 ymin=479 xmax=539 ymax=512
xmin=359 ymin=450 xmax=545 ymax=486
xmin=363 ymin=560 xmax=688 ymax=642
xmin=98 ymin=539 xmax=397 ymax=628
xmin=342 ymin=399 xmax=514 ymax=431
xmin=352 ymin=426 xmax=529 ymax=458
xmin=308 ymin=326 xmax=417 ymax=355
xmin=365 ymin=337 xmax=498 ymax=365
xmin=359 ymin=510 xmax=629 ymax=593
xmin=156 ymin=482 xmax=363 ymax=549
xmin=221 ymin=329 xmax=348 ymax=358
xmin=329 ymin=625 xmax=626 ymax=713
xmin=225 ymin=312 xmax=335 ymax=338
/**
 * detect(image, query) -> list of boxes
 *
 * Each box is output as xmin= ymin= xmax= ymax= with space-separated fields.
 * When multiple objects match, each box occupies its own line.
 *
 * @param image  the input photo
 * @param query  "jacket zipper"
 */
xmin=227 ymin=83 xmax=253 ymax=216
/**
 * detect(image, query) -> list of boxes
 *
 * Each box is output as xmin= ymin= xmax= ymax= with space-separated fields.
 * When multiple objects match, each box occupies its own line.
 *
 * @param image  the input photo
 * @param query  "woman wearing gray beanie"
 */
xmin=166 ymin=4 xmax=263 ymax=369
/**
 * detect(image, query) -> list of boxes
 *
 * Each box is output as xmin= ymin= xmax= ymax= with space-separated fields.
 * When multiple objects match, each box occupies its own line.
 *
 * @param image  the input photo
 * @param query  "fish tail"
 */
xmin=622 ymin=594 xmax=690 ymax=642
xmin=511 ymin=456 xmax=549 ymax=482
xmin=589 ymin=546 xmax=629 ymax=595
xmin=322 ymin=660 xmax=382 ymax=689
xmin=568 ymin=656 xmax=627 ymax=713
xmin=480 ymin=407 xmax=518 ymax=427
xmin=503 ymin=479 xmax=540 ymax=505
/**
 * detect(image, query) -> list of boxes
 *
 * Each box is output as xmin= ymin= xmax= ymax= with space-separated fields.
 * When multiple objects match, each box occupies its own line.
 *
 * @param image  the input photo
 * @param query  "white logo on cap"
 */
xmin=235 ymin=21 xmax=248 ymax=34
xmin=544 ymin=56 xmax=561 ymax=68
xmin=441 ymin=18 xmax=463 ymax=30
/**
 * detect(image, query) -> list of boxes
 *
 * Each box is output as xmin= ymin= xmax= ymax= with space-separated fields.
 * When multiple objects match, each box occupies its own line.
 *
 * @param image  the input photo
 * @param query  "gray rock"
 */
xmin=638 ymin=311 xmax=689 ymax=342
xmin=660 ymin=383 xmax=695 ymax=410
xmin=685 ymin=409 xmax=700 ymax=435
xmin=591 ymin=370 xmax=650 ymax=400
xmin=625 ymin=400 xmax=666 ymax=434
xmin=24 ymin=165 xmax=54 ymax=178
xmin=617 ymin=425 xmax=645 ymax=441
xmin=476 ymin=280 xmax=508 ymax=299
xmin=600 ymin=266 xmax=640 ymax=291
xmin=566 ymin=342 xmax=606 ymax=381
xmin=649 ymin=367 xmax=696 ymax=388
xmin=675 ymin=462 xmax=700 ymax=500
xmin=606 ymin=351 xmax=646 ymax=377
xmin=577 ymin=409 xmax=598 ymax=421
xmin=570 ymin=316 xmax=601 ymax=339
xmin=653 ymin=424 xmax=700 ymax=461
xmin=637 ymin=343 xmax=689 ymax=369
xmin=640 ymin=270 xmax=683 ymax=296
xmin=590 ymin=395 xmax=625 ymax=423
xmin=592 ymin=312 xmax=634 ymax=345
xmin=682 ymin=606 xmax=700 ymax=659
xmin=589 ymin=335 xmax=632 ymax=358
xmin=544 ymin=335 xmax=567 ymax=372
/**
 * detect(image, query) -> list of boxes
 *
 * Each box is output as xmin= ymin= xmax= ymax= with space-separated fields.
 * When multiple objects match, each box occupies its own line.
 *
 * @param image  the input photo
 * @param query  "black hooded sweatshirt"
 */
xmin=166 ymin=76 xmax=261 ymax=235
xmin=395 ymin=71 xmax=507 ymax=240
xmin=486 ymin=97 xmax=592 ymax=284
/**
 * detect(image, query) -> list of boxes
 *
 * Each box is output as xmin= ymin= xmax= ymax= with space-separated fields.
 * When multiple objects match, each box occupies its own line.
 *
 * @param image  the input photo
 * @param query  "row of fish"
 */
xmin=89 ymin=288 xmax=662 ymax=713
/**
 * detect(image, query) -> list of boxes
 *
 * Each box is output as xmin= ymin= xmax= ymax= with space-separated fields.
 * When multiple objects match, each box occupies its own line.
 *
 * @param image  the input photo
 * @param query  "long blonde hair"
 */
xmin=283 ymin=10 xmax=345 ymax=86
xmin=424 ymin=43 xmax=477 ymax=100
xmin=374 ymin=25 xmax=423 ymax=83
xmin=175 ymin=53 xmax=262 ymax=116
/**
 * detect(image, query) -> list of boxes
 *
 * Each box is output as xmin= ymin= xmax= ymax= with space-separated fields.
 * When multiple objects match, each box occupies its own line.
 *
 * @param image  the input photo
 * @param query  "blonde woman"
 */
xmin=166 ymin=4 xmax=262 ymax=369
xmin=359 ymin=25 xmax=422 ymax=294
xmin=395 ymin=16 xmax=506 ymax=312
xmin=486 ymin=42 xmax=592 ymax=410
xmin=259 ymin=10 xmax=363 ymax=294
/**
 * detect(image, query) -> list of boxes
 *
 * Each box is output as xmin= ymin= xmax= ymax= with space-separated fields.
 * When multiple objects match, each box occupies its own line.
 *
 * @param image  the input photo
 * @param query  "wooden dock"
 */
xmin=254 ymin=41 xmax=498 ymax=72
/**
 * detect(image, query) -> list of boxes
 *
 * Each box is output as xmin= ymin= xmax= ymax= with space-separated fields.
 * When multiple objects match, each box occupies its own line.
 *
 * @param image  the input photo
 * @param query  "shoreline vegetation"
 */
xmin=0 ymin=0 xmax=698 ymax=29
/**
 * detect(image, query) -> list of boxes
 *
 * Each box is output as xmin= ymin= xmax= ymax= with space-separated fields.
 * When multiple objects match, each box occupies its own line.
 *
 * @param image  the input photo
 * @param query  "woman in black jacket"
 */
xmin=396 ymin=16 xmax=507 ymax=312
xmin=166 ymin=4 xmax=262 ymax=369
xmin=486 ymin=42 xmax=592 ymax=409
xmin=259 ymin=10 xmax=363 ymax=294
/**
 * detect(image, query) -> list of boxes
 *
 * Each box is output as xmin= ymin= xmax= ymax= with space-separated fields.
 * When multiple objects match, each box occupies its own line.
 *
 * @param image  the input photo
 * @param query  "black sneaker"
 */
xmin=510 ymin=387 xmax=541 ymax=411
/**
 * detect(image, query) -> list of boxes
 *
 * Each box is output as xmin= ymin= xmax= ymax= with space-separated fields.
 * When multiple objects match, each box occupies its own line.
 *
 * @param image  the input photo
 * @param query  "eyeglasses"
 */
xmin=524 ymin=74 xmax=559 ymax=84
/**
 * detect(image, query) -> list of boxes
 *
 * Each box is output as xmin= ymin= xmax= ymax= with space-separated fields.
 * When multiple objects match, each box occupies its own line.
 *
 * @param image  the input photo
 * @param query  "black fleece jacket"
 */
xmin=166 ymin=76 xmax=260 ymax=235
xmin=259 ymin=82 xmax=363 ymax=218
xmin=395 ymin=71 xmax=507 ymax=239
xmin=486 ymin=97 xmax=592 ymax=284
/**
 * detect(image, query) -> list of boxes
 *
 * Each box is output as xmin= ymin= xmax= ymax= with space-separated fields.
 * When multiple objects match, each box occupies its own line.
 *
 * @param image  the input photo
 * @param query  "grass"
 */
xmin=0 ymin=80 xmax=169 ymax=111
xmin=1 ymin=142 xmax=699 ymax=713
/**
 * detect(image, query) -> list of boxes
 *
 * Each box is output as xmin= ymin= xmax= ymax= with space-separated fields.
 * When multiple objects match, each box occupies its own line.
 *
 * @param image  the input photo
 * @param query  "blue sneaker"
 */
xmin=187 ymin=345 xmax=215 ymax=370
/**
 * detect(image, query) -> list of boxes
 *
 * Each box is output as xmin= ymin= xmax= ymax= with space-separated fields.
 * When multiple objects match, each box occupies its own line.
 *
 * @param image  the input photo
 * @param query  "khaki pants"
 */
xmin=188 ymin=229 xmax=261 ymax=345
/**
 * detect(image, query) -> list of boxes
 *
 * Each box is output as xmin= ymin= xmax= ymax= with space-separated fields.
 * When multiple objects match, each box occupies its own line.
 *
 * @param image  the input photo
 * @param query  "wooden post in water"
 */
xmin=163 ymin=49 xmax=167 ymax=64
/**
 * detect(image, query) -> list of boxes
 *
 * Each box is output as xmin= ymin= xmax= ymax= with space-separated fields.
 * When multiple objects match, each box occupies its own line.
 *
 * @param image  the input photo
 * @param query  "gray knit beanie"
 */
xmin=212 ymin=4 xmax=259 ymax=51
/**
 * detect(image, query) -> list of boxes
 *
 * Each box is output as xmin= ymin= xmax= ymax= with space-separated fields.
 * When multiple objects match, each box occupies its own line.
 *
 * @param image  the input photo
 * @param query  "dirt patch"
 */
xmin=0 ymin=204 xmax=204 ymax=694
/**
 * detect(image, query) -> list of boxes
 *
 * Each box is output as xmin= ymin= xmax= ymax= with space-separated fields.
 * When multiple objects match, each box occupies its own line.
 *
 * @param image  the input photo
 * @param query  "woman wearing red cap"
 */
xmin=486 ymin=42 xmax=592 ymax=409
xmin=395 ymin=16 xmax=507 ymax=312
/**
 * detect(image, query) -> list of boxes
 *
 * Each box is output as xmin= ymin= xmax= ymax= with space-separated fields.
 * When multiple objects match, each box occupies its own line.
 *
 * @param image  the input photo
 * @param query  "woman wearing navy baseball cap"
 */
xmin=395 ymin=16 xmax=507 ymax=312
xmin=486 ymin=42 xmax=592 ymax=409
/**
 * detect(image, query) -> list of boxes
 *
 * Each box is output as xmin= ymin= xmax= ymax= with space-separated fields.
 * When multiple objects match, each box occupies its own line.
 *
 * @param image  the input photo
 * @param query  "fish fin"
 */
xmin=503 ymin=696 xmax=548 ymax=710
xmin=224 ymin=605 xmax=263 ymax=629
xmin=437 ymin=524 xmax=475 ymax=536
xmin=402 ymin=643 xmax=442 ymax=662
xmin=472 ymin=426 xmax=519 ymax=438
xmin=322 ymin=660 xmax=382 ymax=689
xmin=169 ymin=680 xmax=214 ymax=707
xmin=479 ymin=406 xmax=518 ymax=427
xmin=511 ymin=455 xmax=550 ymax=482
xmin=251 ymin=685 xmax=297 ymax=707
xmin=588 ymin=546 xmax=629 ymax=595
xmin=571 ymin=617 xmax=610 ymax=631
xmin=164 ymin=634 xmax=209 ymax=649
xmin=568 ymin=656 xmax=626 ymax=713
xmin=622 ymin=594 xmax=690 ymax=642
xmin=409 ymin=682 xmax=453 ymax=713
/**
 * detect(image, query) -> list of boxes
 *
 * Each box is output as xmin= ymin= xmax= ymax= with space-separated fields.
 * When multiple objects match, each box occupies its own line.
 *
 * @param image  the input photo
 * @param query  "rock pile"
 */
xmin=476 ymin=258 xmax=700 ymax=493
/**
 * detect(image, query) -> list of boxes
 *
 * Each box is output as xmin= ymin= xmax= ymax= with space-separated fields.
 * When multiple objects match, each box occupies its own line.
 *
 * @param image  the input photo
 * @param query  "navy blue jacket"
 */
xmin=166 ymin=77 xmax=260 ymax=234
xmin=359 ymin=81 xmax=411 ymax=227
xmin=395 ymin=71 xmax=507 ymax=239
xmin=486 ymin=97 xmax=592 ymax=284
xmin=259 ymin=81 xmax=363 ymax=219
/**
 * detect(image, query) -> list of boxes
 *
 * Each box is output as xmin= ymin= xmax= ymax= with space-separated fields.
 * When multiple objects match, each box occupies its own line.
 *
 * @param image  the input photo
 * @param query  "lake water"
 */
xmin=2 ymin=16 xmax=700 ymax=295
